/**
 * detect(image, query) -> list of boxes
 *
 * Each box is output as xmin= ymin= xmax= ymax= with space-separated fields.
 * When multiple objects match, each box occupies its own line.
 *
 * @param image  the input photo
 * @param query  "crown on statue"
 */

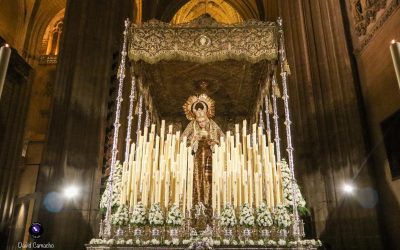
xmin=183 ymin=94 xmax=215 ymax=121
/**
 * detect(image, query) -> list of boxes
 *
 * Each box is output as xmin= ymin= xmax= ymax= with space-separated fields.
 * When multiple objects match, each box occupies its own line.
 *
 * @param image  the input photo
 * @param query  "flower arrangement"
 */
xmin=116 ymin=239 xmax=125 ymax=245
xmin=106 ymin=239 xmax=115 ymax=245
xmin=278 ymin=239 xmax=287 ymax=246
xmin=272 ymin=204 xmax=291 ymax=229
xmin=148 ymin=203 xmax=164 ymax=226
xmin=266 ymin=239 xmax=277 ymax=246
xmin=130 ymin=202 xmax=147 ymax=226
xmin=288 ymin=239 xmax=323 ymax=247
xmin=280 ymin=160 xmax=307 ymax=211
xmin=111 ymin=204 xmax=129 ymax=226
xmin=220 ymin=204 xmax=236 ymax=228
xmin=166 ymin=204 xmax=183 ymax=227
xmin=150 ymin=239 xmax=161 ymax=245
xmin=89 ymin=238 xmax=106 ymax=244
xmin=256 ymin=202 xmax=273 ymax=228
xmin=100 ymin=161 xmax=123 ymax=214
xmin=164 ymin=239 xmax=180 ymax=245
xmin=188 ymin=237 xmax=214 ymax=249
xmin=239 ymin=203 xmax=255 ymax=228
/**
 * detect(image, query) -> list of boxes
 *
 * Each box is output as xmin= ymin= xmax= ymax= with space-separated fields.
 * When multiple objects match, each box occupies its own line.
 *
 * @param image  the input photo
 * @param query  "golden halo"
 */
xmin=183 ymin=94 xmax=215 ymax=121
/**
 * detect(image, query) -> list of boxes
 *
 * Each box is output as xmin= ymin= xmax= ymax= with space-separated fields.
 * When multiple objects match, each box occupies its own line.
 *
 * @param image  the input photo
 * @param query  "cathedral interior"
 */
xmin=0 ymin=0 xmax=400 ymax=249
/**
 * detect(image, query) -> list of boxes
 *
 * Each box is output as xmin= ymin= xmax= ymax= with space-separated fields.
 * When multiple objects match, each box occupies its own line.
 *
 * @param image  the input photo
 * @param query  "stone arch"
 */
xmin=171 ymin=0 xmax=243 ymax=24
xmin=41 ymin=9 xmax=65 ymax=56
xmin=23 ymin=2 xmax=65 ymax=65
xmin=157 ymin=0 xmax=261 ymax=24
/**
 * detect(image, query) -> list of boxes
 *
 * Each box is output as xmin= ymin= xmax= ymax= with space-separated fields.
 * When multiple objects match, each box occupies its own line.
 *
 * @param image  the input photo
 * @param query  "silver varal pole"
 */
xmin=124 ymin=76 xmax=136 ymax=163
xmin=145 ymin=109 xmax=150 ymax=128
xmin=258 ymin=109 xmax=264 ymax=129
xmin=277 ymin=17 xmax=302 ymax=240
xmin=271 ymin=73 xmax=281 ymax=162
xmin=136 ymin=95 xmax=143 ymax=139
xmin=136 ymin=95 xmax=144 ymax=193
xmin=264 ymin=94 xmax=271 ymax=137
xmin=104 ymin=19 xmax=131 ymax=239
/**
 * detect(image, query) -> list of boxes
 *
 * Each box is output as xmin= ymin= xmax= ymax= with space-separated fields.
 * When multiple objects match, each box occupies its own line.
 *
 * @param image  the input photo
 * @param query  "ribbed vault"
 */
xmin=171 ymin=0 xmax=243 ymax=24
xmin=142 ymin=0 xmax=269 ymax=23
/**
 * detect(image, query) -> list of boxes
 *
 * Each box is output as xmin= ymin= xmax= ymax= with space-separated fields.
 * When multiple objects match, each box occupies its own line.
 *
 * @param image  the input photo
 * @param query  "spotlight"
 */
xmin=63 ymin=185 xmax=80 ymax=199
xmin=342 ymin=183 xmax=355 ymax=194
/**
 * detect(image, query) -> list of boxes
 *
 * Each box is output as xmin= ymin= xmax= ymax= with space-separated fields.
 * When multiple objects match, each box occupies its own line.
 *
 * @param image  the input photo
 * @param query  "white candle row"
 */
xmin=120 ymin=121 xmax=194 ymax=216
xmin=212 ymin=120 xmax=284 ymax=215
xmin=119 ymin=119 xmax=284 ymax=217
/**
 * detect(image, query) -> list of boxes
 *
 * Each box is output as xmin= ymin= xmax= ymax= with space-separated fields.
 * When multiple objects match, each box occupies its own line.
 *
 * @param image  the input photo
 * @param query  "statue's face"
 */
xmin=193 ymin=102 xmax=207 ymax=119
xmin=196 ymin=117 xmax=208 ymax=129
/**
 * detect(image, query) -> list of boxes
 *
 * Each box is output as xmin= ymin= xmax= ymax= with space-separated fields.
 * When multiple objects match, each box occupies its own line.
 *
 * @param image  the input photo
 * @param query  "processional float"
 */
xmin=87 ymin=15 xmax=322 ymax=249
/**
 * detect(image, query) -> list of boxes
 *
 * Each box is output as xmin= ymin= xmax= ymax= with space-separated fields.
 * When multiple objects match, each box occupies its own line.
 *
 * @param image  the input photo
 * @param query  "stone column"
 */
xmin=280 ymin=0 xmax=383 ymax=249
xmin=0 ymin=39 xmax=31 ymax=249
xmin=35 ymin=0 xmax=132 ymax=248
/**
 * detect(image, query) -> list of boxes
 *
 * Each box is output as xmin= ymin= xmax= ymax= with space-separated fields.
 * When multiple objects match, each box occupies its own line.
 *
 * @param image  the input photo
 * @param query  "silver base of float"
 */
xmin=86 ymin=246 xmax=317 ymax=250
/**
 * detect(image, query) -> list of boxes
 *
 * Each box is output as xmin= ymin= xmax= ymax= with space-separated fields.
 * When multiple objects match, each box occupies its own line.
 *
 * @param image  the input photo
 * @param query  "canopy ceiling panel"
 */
xmin=138 ymin=60 xmax=269 ymax=122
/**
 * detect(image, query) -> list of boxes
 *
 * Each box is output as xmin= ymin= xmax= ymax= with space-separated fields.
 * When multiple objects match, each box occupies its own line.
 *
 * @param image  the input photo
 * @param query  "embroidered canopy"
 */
xmin=128 ymin=15 xmax=278 ymax=64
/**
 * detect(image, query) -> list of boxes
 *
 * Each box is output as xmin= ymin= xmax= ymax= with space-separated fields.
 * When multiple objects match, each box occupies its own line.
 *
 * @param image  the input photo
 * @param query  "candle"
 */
xmin=164 ymin=161 xmax=170 ymax=209
xmin=222 ymin=172 xmax=227 ymax=207
xmin=0 ymin=44 xmax=11 ymax=99
xmin=390 ymin=40 xmax=400 ymax=88
xmin=244 ymin=170 xmax=248 ymax=204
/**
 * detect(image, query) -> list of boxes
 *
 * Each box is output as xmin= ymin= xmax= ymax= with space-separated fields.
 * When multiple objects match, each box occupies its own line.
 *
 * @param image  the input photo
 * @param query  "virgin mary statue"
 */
xmin=181 ymin=94 xmax=224 ymax=207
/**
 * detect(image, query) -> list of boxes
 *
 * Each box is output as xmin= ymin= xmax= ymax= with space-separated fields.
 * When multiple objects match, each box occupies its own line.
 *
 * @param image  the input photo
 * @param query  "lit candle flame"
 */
xmin=392 ymin=39 xmax=397 ymax=44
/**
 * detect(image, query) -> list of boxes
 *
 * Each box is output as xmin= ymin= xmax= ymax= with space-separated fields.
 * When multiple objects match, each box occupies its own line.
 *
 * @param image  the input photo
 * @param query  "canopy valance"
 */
xmin=128 ymin=15 xmax=278 ymax=64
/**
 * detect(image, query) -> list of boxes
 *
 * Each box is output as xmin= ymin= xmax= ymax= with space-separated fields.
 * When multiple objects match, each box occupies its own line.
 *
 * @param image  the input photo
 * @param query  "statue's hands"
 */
xmin=207 ymin=140 xmax=218 ymax=147
xmin=192 ymin=140 xmax=199 ymax=155
xmin=208 ymin=140 xmax=218 ymax=152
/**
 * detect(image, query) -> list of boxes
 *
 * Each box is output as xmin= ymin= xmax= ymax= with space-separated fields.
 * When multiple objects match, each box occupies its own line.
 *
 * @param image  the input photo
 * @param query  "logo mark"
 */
xmin=29 ymin=222 xmax=44 ymax=239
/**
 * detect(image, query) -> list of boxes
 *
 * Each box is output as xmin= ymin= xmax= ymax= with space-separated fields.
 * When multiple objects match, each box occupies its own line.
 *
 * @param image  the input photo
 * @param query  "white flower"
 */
xmin=220 ymin=204 xmax=237 ymax=228
xmin=267 ymin=240 xmax=277 ymax=246
xmin=130 ymin=202 xmax=147 ymax=225
xmin=116 ymin=239 xmax=125 ymax=245
xmin=222 ymin=239 xmax=230 ymax=245
xmin=166 ymin=205 xmax=183 ymax=226
xmin=126 ymin=239 xmax=133 ymax=245
xmin=111 ymin=204 xmax=129 ymax=226
xmin=150 ymin=239 xmax=160 ymax=245
xmin=148 ymin=203 xmax=164 ymax=226
xmin=256 ymin=203 xmax=273 ymax=228
xmin=272 ymin=205 xmax=291 ymax=229
xmin=100 ymin=162 xmax=124 ymax=212
xmin=172 ymin=238 xmax=180 ymax=245
xmin=213 ymin=240 xmax=221 ymax=246
xmin=257 ymin=239 xmax=264 ymax=245
xmin=239 ymin=203 xmax=255 ymax=228
xmin=89 ymin=238 xmax=105 ymax=244
xmin=280 ymin=160 xmax=307 ymax=208
xmin=278 ymin=239 xmax=286 ymax=246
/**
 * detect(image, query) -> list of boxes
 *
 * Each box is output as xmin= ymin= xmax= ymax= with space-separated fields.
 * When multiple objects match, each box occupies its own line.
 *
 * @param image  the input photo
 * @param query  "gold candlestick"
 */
xmin=390 ymin=40 xmax=400 ymax=88
xmin=0 ymin=44 xmax=11 ymax=99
